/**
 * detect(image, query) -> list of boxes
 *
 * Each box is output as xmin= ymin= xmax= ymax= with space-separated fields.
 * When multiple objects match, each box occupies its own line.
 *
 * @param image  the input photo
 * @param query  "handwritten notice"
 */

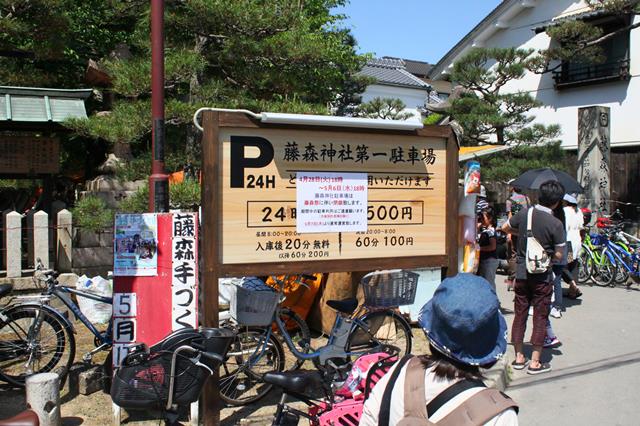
xmin=296 ymin=171 xmax=367 ymax=234
xmin=114 ymin=214 xmax=158 ymax=276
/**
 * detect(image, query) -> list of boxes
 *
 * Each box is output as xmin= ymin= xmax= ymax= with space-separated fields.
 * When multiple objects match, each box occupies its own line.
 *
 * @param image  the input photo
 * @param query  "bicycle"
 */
xmin=597 ymin=224 xmax=640 ymax=287
xmin=0 ymin=267 xmax=112 ymax=386
xmin=219 ymin=269 xmax=416 ymax=406
xmin=218 ymin=275 xmax=315 ymax=406
xmin=111 ymin=326 xmax=234 ymax=426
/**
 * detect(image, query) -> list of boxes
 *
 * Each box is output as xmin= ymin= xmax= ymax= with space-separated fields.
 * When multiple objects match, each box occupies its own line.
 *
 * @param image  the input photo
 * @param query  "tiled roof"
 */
xmin=383 ymin=57 xmax=433 ymax=77
xmin=0 ymin=86 xmax=92 ymax=122
xmin=359 ymin=59 xmax=431 ymax=90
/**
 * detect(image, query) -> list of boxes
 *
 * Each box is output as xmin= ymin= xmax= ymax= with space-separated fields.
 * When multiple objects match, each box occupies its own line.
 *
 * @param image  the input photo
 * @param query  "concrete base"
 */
xmin=67 ymin=364 xmax=105 ymax=397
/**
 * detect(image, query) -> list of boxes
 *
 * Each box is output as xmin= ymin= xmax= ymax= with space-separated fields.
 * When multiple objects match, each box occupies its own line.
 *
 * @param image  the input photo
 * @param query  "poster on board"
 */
xmin=296 ymin=171 xmax=367 ymax=233
xmin=114 ymin=213 xmax=158 ymax=276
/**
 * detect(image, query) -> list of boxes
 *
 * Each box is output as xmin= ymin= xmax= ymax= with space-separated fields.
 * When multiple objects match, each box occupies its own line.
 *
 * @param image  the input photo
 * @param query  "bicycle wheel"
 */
xmin=577 ymin=250 xmax=593 ymax=284
xmin=219 ymin=328 xmax=285 ymax=406
xmin=346 ymin=310 xmax=412 ymax=358
xmin=593 ymin=249 xmax=617 ymax=287
xmin=276 ymin=308 xmax=312 ymax=370
xmin=0 ymin=305 xmax=75 ymax=387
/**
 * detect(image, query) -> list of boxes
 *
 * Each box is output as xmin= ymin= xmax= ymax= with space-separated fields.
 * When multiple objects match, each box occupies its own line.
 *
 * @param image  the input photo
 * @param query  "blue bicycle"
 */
xmin=0 ymin=266 xmax=113 ymax=386
xmin=598 ymin=225 xmax=640 ymax=287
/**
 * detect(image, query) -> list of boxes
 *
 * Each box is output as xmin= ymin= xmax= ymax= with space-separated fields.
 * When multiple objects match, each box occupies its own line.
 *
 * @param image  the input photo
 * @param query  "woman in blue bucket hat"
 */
xmin=361 ymin=273 xmax=518 ymax=425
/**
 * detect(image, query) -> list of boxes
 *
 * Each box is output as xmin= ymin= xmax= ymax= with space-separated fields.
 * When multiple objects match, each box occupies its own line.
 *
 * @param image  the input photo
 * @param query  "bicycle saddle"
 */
xmin=326 ymin=298 xmax=358 ymax=315
xmin=262 ymin=370 xmax=324 ymax=394
xmin=0 ymin=409 xmax=39 ymax=426
xmin=0 ymin=283 xmax=12 ymax=299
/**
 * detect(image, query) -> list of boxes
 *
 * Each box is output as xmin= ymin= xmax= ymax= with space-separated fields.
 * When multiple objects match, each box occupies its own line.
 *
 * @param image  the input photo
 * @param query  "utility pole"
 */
xmin=149 ymin=0 xmax=169 ymax=212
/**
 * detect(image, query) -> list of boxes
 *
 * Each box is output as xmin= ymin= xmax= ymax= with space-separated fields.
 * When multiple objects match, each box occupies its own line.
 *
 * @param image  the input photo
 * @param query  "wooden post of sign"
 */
xmin=201 ymin=110 xmax=221 ymax=426
xmin=445 ymin=129 xmax=459 ymax=277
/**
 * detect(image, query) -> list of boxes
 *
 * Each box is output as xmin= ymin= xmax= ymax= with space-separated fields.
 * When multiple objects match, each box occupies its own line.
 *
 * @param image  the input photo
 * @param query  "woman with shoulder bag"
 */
xmin=360 ymin=274 xmax=518 ymax=426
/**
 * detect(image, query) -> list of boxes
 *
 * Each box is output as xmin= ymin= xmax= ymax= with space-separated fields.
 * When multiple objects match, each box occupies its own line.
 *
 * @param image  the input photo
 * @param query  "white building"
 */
xmin=358 ymin=58 xmax=434 ymax=120
xmin=429 ymin=0 xmax=640 ymax=216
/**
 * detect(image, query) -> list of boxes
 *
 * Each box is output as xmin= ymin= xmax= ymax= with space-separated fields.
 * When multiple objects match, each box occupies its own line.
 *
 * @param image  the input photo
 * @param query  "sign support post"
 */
xmin=201 ymin=111 xmax=221 ymax=426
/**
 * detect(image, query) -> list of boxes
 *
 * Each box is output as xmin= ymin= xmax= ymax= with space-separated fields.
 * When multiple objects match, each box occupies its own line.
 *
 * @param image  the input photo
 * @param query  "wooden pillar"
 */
xmin=445 ymin=129 xmax=459 ymax=277
xmin=200 ymin=111 xmax=221 ymax=426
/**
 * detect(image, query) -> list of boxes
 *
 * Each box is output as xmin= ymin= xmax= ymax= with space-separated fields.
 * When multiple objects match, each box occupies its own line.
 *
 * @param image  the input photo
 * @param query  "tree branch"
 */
xmin=582 ymin=20 xmax=640 ymax=47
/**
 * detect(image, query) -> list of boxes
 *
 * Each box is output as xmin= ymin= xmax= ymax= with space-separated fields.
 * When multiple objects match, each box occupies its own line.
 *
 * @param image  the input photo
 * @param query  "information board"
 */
xmin=0 ymin=136 xmax=59 ymax=174
xmin=218 ymin=127 xmax=448 ymax=264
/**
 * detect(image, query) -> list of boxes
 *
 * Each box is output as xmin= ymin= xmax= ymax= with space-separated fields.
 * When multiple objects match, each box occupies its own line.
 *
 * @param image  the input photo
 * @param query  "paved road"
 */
xmin=496 ymin=275 xmax=640 ymax=426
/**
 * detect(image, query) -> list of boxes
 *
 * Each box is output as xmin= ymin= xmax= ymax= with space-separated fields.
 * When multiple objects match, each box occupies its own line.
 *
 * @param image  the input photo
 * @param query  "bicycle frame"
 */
xmin=51 ymin=286 xmax=113 ymax=346
xmin=603 ymin=240 xmax=639 ymax=275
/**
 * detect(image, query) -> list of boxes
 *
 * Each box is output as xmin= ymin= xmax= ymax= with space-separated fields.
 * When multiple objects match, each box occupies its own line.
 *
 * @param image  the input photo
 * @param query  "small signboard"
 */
xmin=0 ymin=136 xmax=59 ymax=174
xmin=113 ymin=214 xmax=158 ymax=276
xmin=296 ymin=171 xmax=368 ymax=233
xmin=112 ymin=212 xmax=198 ymax=367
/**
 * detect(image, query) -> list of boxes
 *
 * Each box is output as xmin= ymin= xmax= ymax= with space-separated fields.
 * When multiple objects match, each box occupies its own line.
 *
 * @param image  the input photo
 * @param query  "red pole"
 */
xmin=149 ymin=0 xmax=169 ymax=212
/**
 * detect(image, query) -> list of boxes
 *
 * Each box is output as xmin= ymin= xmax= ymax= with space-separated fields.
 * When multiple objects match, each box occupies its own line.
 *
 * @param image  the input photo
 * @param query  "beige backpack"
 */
xmin=382 ymin=357 xmax=518 ymax=426
xmin=525 ymin=208 xmax=551 ymax=274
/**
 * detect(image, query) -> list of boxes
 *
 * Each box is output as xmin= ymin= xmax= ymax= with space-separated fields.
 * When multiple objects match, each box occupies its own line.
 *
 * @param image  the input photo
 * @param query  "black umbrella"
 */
xmin=511 ymin=168 xmax=583 ymax=194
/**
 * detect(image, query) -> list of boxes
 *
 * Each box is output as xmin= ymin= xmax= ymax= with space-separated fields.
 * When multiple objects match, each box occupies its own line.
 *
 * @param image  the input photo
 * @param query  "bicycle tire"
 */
xmin=577 ymin=249 xmax=593 ymax=284
xmin=276 ymin=308 xmax=312 ymax=370
xmin=346 ymin=310 xmax=412 ymax=358
xmin=0 ymin=304 xmax=75 ymax=387
xmin=219 ymin=328 xmax=285 ymax=406
xmin=593 ymin=249 xmax=617 ymax=287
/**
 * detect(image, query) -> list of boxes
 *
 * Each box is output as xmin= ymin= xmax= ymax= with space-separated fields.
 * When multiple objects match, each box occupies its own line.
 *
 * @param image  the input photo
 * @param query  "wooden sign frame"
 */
xmin=198 ymin=110 xmax=458 ymax=425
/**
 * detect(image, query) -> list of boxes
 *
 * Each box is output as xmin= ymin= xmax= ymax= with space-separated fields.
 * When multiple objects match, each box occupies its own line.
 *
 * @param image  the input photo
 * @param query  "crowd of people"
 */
xmin=474 ymin=179 xmax=587 ymax=374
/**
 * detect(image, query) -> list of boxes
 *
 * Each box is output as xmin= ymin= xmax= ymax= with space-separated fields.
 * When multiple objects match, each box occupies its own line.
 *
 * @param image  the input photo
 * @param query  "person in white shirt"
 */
xmin=562 ymin=194 xmax=584 ymax=299
xmin=360 ymin=274 xmax=518 ymax=426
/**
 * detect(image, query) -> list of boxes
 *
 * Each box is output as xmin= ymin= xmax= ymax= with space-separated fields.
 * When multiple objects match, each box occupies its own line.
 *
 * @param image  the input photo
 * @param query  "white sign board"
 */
xmin=296 ymin=171 xmax=368 ymax=233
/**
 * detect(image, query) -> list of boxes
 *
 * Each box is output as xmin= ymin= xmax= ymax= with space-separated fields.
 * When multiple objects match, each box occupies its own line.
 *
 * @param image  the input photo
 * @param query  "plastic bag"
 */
xmin=76 ymin=275 xmax=113 ymax=324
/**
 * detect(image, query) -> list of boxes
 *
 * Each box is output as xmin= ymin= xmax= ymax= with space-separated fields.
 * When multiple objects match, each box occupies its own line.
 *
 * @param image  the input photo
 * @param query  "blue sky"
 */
xmin=334 ymin=0 xmax=501 ymax=64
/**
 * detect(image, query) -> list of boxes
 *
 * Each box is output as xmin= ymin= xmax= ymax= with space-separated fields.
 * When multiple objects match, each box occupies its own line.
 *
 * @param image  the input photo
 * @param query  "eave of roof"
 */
xmin=0 ymin=86 xmax=92 ymax=123
xmin=429 ymin=0 xmax=536 ymax=79
xmin=533 ymin=7 xmax=624 ymax=33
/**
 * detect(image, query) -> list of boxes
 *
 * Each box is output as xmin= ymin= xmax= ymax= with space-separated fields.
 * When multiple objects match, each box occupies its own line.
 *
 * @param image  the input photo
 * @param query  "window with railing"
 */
xmin=553 ymin=16 xmax=631 ymax=89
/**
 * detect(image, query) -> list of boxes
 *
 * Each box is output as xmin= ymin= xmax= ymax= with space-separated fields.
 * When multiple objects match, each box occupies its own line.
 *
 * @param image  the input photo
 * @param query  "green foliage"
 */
xmin=113 ymin=151 xmax=195 ymax=182
xmin=169 ymin=179 xmax=201 ymax=210
xmin=448 ymin=47 xmax=561 ymax=146
xmin=479 ymin=142 xmax=570 ymax=182
xmin=423 ymin=113 xmax=445 ymax=125
xmin=72 ymin=195 xmax=114 ymax=232
xmin=117 ymin=185 xmax=148 ymax=214
xmin=117 ymin=180 xmax=201 ymax=213
xmin=354 ymin=97 xmax=414 ymax=120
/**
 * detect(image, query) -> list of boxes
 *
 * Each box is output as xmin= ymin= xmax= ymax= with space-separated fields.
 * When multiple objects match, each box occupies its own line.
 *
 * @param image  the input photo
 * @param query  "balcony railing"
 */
xmin=553 ymin=58 xmax=630 ymax=89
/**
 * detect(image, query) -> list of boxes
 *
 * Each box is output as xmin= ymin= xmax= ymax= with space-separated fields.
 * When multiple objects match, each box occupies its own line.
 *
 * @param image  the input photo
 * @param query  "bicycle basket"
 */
xmin=230 ymin=284 xmax=279 ymax=326
xmin=361 ymin=270 xmax=419 ymax=307
xmin=111 ymin=350 xmax=207 ymax=409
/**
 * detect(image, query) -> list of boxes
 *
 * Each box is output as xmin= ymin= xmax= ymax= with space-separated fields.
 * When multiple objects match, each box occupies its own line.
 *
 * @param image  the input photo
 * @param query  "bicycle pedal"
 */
xmin=82 ymin=354 xmax=93 ymax=364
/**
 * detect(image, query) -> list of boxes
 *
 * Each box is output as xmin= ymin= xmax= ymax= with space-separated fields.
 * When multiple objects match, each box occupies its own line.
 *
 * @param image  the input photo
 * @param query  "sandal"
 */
xmin=567 ymin=289 xmax=583 ymax=299
xmin=511 ymin=358 xmax=529 ymax=370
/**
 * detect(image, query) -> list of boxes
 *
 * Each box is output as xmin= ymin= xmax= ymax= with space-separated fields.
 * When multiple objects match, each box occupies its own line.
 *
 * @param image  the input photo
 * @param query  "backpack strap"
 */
xmin=379 ymin=354 xmax=414 ymax=426
xmin=527 ymin=207 xmax=534 ymax=238
xmin=434 ymin=388 xmax=519 ymax=426
xmin=401 ymin=357 xmax=429 ymax=421
xmin=426 ymin=379 xmax=485 ymax=417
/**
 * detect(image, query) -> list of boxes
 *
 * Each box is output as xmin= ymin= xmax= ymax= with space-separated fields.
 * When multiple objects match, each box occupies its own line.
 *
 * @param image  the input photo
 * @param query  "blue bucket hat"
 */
xmin=418 ymin=273 xmax=507 ymax=366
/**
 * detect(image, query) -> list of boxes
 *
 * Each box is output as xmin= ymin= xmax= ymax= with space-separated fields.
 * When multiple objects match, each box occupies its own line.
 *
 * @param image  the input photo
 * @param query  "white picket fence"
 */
xmin=1 ymin=209 xmax=72 ymax=278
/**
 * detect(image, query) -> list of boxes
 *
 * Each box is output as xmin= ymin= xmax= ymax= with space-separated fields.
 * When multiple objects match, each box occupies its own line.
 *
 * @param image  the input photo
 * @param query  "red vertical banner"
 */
xmin=112 ymin=212 xmax=199 ymax=366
